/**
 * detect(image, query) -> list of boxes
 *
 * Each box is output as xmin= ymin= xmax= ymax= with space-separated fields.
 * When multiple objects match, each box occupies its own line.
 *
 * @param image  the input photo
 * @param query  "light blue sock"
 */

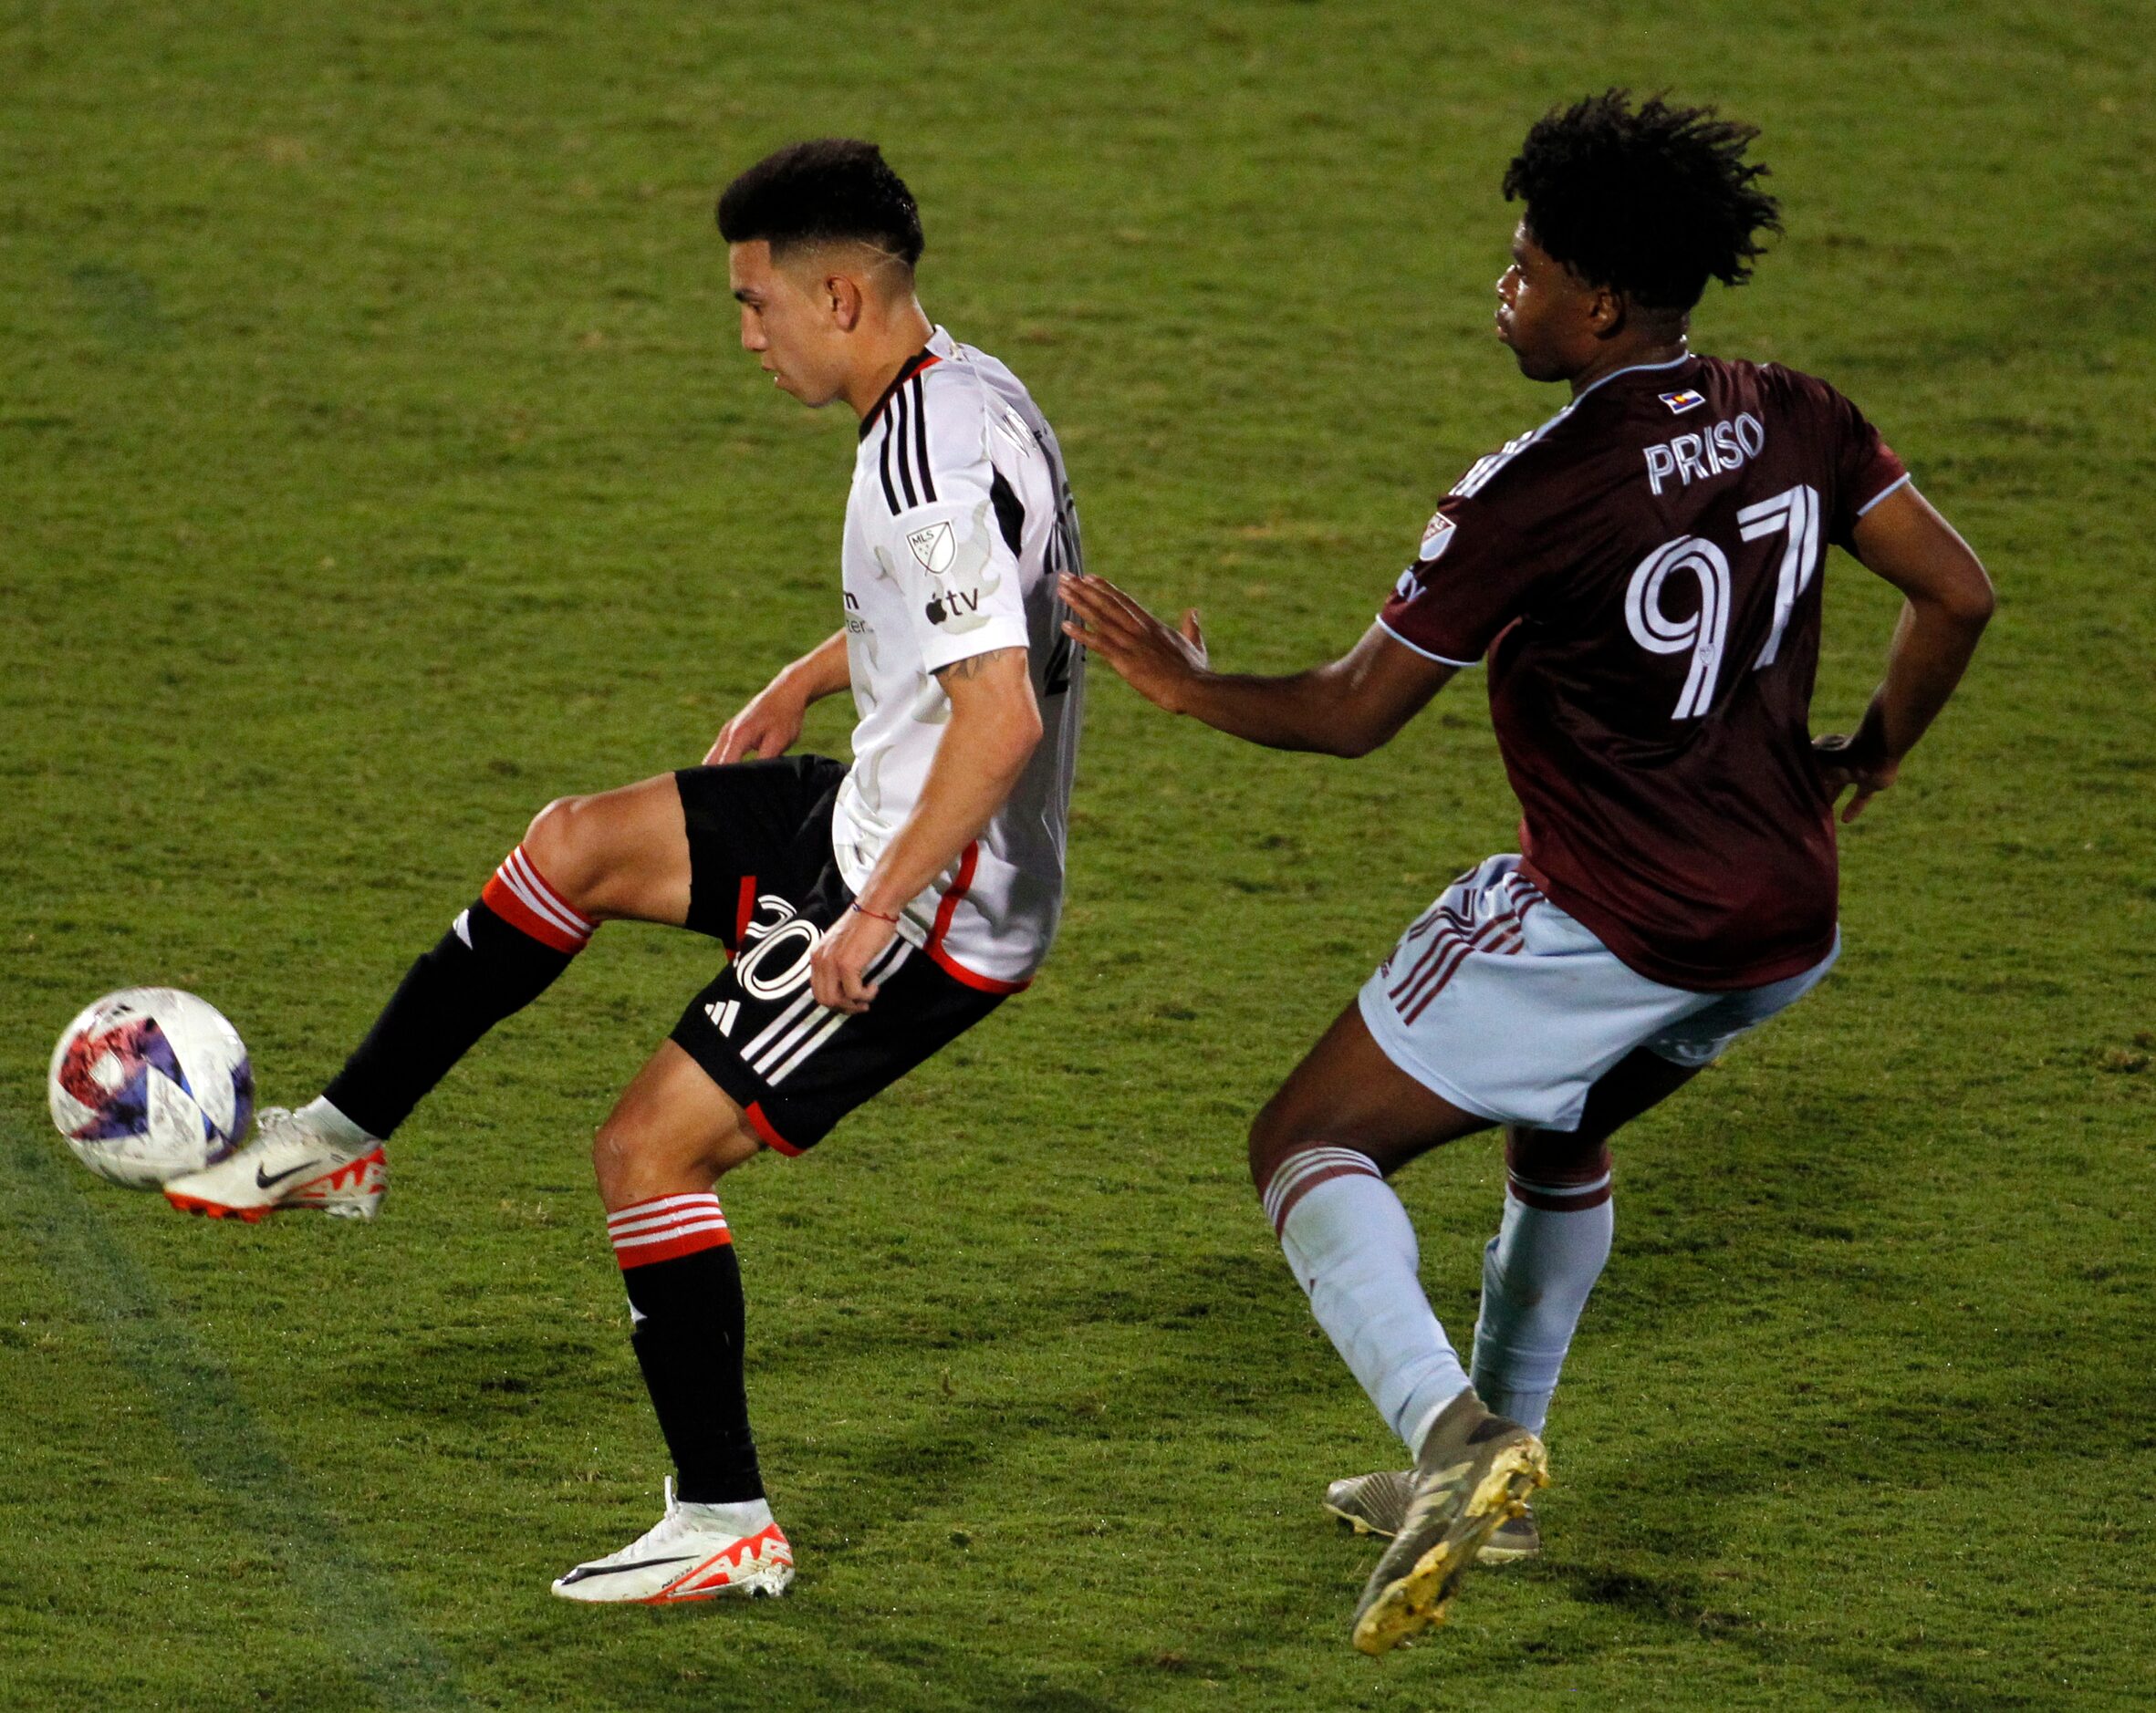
xmin=1470 ymin=1189 xmax=1613 ymax=1436
xmin=1276 ymin=1160 xmax=1470 ymax=1456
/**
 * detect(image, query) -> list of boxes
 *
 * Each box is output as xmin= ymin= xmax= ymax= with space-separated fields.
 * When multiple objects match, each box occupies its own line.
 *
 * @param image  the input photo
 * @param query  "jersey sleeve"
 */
xmin=1832 ymin=394 xmax=1910 ymax=545
xmin=1377 ymin=490 xmax=1542 ymax=667
xmin=871 ymin=457 xmax=1029 ymax=676
xmin=1782 ymin=369 xmax=1910 ymax=548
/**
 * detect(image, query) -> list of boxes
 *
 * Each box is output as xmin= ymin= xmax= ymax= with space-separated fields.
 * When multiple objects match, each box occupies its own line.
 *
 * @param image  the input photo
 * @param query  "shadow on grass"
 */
xmin=0 ymin=1114 xmax=470 ymax=1712
xmin=1527 ymin=1379 xmax=2130 ymax=1713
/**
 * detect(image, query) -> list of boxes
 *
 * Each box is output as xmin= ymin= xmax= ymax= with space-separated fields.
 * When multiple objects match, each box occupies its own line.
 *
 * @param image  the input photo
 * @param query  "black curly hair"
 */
xmin=1502 ymin=91 xmax=1782 ymax=312
xmin=717 ymin=139 xmax=923 ymax=269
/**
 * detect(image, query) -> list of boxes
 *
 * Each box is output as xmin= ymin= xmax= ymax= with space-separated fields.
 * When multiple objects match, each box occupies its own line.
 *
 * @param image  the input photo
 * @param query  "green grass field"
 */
xmin=4 ymin=3 xmax=2153 ymax=1708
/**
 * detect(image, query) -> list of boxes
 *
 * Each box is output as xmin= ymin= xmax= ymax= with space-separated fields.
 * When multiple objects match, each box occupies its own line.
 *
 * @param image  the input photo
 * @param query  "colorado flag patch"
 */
xmin=1658 ymin=389 xmax=1706 ymax=415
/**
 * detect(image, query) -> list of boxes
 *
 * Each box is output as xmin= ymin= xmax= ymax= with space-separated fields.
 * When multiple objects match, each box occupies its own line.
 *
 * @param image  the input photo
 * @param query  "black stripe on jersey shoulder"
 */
xmin=909 ymin=375 xmax=936 ymax=503
xmin=877 ymin=417 xmax=901 ymax=514
xmin=988 ymin=468 xmax=1023 ymax=555
xmin=858 ymin=348 xmax=936 ymax=441
xmin=891 ymin=383 xmax=920 ymax=508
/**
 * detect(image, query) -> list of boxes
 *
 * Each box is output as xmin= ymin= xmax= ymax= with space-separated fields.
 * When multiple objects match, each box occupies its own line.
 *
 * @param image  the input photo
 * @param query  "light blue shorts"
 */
xmin=1359 ymin=854 xmax=1838 ymax=1132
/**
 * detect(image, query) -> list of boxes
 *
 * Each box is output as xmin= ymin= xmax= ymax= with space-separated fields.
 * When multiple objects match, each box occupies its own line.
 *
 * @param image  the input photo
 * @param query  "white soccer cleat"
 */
xmin=162 ymin=1106 xmax=386 ymax=1222
xmin=551 ymin=1479 xmax=794 ymax=1605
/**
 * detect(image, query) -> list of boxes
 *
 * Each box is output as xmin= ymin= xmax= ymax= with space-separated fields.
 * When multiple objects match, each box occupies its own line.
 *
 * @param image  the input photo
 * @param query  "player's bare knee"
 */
xmin=589 ymin=1109 xmax=641 ymax=1201
xmin=591 ymin=1102 xmax=759 ymax=1205
xmin=523 ymin=794 xmax=576 ymax=850
xmin=523 ymin=794 xmax=599 ymax=898
xmin=1247 ymin=1095 xmax=1317 ymax=1195
xmin=1245 ymin=1105 xmax=1281 ymax=1192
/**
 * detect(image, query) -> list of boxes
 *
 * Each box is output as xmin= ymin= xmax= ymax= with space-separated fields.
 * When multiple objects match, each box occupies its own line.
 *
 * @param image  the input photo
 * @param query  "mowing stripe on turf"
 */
xmin=0 ymin=1115 xmax=467 ymax=1712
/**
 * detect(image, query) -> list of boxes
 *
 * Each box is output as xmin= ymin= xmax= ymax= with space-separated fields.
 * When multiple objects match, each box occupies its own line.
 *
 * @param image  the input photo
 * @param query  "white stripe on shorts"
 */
xmin=745 ymin=938 xmax=911 ymax=1080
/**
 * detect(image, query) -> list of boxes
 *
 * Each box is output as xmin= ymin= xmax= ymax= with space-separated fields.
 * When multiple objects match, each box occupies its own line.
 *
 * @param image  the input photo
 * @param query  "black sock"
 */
xmin=609 ymin=1196 xmax=764 ymax=1505
xmin=324 ymin=887 xmax=584 ymax=1138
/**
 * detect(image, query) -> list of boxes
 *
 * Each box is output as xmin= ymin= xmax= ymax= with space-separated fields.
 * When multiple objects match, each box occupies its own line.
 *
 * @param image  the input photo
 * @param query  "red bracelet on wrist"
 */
xmin=850 ymin=900 xmax=901 ymax=924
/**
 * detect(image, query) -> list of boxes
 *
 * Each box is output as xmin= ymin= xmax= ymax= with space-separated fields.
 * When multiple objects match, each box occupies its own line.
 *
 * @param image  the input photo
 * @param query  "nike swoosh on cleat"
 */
xmin=256 ymin=1161 xmax=319 ymax=1189
xmin=556 ymin=1554 xmax=698 ymax=1584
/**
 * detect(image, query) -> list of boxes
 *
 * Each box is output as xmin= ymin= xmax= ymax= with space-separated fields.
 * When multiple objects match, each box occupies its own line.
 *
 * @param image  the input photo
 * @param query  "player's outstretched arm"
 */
xmin=808 ymin=646 xmax=1042 ymax=1012
xmin=1058 ymin=572 xmax=1453 ymax=757
xmin=705 ymin=628 xmax=851 ymax=764
xmin=1815 ymin=484 xmax=1995 ymax=821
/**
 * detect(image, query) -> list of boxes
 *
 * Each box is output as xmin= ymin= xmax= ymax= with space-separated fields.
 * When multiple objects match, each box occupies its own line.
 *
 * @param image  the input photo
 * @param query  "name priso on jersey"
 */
xmin=1643 ymin=411 xmax=1767 ymax=495
xmin=1624 ymin=483 xmax=1822 ymax=721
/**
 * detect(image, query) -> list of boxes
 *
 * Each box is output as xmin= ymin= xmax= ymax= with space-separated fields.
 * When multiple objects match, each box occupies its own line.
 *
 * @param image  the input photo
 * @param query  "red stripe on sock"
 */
xmin=480 ymin=846 xmax=595 ymax=954
xmin=481 ymin=873 xmax=586 ymax=953
xmin=613 ymin=1228 xmax=733 ymax=1266
xmin=609 ymin=1193 xmax=731 ymax=1267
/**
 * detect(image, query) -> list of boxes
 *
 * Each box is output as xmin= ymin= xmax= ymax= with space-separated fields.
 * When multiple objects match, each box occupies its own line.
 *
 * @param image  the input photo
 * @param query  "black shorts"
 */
xmin=667 ymin=757 xmax=1007 ymax=1154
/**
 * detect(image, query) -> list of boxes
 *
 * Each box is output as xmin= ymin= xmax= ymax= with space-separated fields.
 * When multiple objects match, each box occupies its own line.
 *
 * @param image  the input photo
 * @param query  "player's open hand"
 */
xmin=811 ymin=903 xmax=895 ymax=1013
xmin=1813 ymin=729 xmax=1900 ymax=823
xmin=707 ymin=680 xmax=807 ymax=765
xmin=1057 ymin=573 xmax=1208 ymax=713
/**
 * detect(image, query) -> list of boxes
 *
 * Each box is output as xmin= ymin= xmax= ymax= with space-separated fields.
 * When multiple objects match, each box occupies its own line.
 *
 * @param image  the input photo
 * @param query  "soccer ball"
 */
xmin=47 ymin=988 xmax=255 ymax=1189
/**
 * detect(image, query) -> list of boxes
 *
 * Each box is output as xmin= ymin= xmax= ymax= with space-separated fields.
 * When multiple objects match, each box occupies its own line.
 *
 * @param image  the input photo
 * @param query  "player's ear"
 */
xmin=1588 ymin=285 xmax=1629 ymax=341
xmin=826 ymin=272 xmax=865 ymax=332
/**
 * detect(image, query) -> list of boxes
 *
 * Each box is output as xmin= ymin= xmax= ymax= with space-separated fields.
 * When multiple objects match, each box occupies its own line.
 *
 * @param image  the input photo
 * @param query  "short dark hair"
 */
xmin=716 ymin=139 xmax=924 ymax=269
xmin=1502 ymin=90 xmax=1782 ymax=311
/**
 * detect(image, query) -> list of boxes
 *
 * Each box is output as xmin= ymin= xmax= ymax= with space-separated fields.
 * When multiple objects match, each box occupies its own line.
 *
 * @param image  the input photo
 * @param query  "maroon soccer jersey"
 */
xmin=1380 ymin=354 xmax=1909 ymax=991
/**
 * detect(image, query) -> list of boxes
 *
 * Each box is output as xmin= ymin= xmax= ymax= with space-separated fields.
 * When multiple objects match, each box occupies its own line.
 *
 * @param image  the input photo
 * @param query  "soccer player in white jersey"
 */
xmin=161 ymin=140 xmax=1086 ymax=1603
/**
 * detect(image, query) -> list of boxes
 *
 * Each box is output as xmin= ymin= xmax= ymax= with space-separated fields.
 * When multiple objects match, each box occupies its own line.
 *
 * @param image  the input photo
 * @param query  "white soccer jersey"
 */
xmin=831 ymin=326 xmax=1085 ymax=992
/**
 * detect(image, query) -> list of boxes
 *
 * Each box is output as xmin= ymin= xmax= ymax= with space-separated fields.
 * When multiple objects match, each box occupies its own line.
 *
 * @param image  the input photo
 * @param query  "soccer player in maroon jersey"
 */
xmin=1059 ymin=91 xmax=1993 ymax=1653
